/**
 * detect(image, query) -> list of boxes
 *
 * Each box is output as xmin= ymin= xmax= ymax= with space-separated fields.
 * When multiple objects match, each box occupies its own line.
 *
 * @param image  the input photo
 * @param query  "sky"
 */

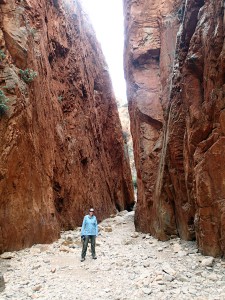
xmin=80 ymin=0 xmax=127 ymax=104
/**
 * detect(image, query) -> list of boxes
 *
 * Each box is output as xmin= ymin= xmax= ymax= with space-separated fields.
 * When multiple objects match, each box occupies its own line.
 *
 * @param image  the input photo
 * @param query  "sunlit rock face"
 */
xmin=124 ymin=0 xmax=225 ymax=256
xmin=123 ymin=0 xmax=182 ymax=239
xmin=0 ymin=0 xmax=134 ymax=253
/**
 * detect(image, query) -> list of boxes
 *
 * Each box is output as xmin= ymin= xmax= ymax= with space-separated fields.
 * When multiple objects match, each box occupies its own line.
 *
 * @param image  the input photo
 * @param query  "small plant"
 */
xmin=19 ymin=68 xmax=38 ymax=83
xmin=29 ymin=27 xmax=37 ymax=37
xmin=2 ymin=83 xmax=16 ymax=94
xmin=58 ymin=95 xmax=64 ymax=102
xmin=0 ymin=90 xmax=9 ymax=116
xmin=0 ymin=50 xmax=6 ymax=61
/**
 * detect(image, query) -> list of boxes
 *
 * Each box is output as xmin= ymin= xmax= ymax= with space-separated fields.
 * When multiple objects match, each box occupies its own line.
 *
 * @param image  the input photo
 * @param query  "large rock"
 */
xmin=124 ymin=0 xmax=225 ymax=256
xmin=0 ymin=0 xmax=134 ymax=253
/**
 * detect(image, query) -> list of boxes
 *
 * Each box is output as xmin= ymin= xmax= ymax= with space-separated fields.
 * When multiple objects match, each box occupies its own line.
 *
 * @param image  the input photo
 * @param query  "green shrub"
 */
xmin=19 ymin=68 xmax=38 ymax=83
xmin=58 ymin=95 xmax=64 ymax=102
xmin=0 ymin=50 xmax=6 ymax=61
xmin=29 ymin=27 xmax=37 ymax=37
xmin=0 ymin=90 xmax=9 ymax=115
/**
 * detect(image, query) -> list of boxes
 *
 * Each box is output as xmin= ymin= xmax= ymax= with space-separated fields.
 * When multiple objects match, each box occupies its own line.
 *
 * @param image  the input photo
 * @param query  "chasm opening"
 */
xmin=81 ymin=0 xmax=137 ymax=199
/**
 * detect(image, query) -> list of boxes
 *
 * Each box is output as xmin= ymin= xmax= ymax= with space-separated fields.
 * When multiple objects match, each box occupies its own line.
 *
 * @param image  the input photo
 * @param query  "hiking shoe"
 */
xmin=92 ymin=256 xmax=97 ymax=260
xmin=81 ymin=258 xmax=85 ymax=262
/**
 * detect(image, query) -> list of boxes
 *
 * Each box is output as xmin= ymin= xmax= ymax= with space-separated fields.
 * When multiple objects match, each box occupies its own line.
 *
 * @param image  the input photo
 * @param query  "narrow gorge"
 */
xmin=1 ymin=0 xmax=225 ymax=298
xmin=0 ymin=0 xmax=225 ymax=264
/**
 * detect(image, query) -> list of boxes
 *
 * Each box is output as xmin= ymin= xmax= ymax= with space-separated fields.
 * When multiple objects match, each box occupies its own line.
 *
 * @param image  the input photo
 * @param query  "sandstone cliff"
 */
xmin=0 ymin=0 xmax=134 ymax=253
xmin=124 ymin=0 xmax=225 ymax=256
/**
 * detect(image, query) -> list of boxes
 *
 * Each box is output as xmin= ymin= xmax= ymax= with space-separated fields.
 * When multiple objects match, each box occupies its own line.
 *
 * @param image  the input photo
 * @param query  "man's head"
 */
xmin=89 ymin=208 xmax=94 ymax=215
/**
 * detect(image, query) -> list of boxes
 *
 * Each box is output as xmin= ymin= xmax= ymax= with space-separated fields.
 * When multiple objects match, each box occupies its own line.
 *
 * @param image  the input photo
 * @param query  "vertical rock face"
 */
xmin=124 ymin=0 xmax=182 ymax=238
xmin=124 ymin=0 xmax=225 ymax=256
xmin=0 ymin=0 xmax=134 ymax=253
xmin=176 ymin=0 xmax=225 ymax=256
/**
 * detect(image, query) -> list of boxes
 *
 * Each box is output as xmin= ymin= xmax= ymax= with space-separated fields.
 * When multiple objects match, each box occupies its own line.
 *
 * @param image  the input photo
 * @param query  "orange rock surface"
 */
xmin=124 ymin=0 xmax=182 ymax=238
xmin=0 ymin=0 xmax=134 ymax=253
xmin=124 ymin=0 xmax=225 ymax=256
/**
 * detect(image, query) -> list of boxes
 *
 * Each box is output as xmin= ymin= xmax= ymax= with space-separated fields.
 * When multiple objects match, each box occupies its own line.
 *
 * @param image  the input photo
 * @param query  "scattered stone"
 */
xmin=123 ymin=239 xmax=133 ymax=245
xmin=32 ymin=264 xmax=41 ymax=270
xmin=142 ymin=288 xmax=152 ymax=295
xmin=30 ymin=248 xmax=41 ymax=255
xmin=98 ymin=225 xmax=104 ymax=232
xmin=32 ymin=284 xmax=42 ymax=292
xmin=201 ymin=257 xmax=214 ymax=267
xmin=131 ymin=232 xmax=139 ymax=238
xmin=104 ymin=226 xmax=113 ymax=232
xmin=113 ymin=216 xmax=124 ymax=224
xmin=155 ymin=274 xmax=163 ymax=281
xmin=129 ymin=274 xmax=135 ymax=280
xmin=43 ymin=259 xmax=50 ymax=263
xmin=59 ymin=246 xmax=70 ymax=252
xmin=173 ymin=243 xmax=182 ymax=253
xmin=178 ymin=250 xmax=187 ymax=257
xmin=0 ymin=252 xmax=15 ymax=259
xmin=62 ymin=240 xmax=73 ymax=246
xmin=143 ymin=261 xmax=150 ymax=268
xmin=207 ymin=273 xmax=218 ymax=281
xmin=177 ymin=274 xmax=189 ymax=282
xmin=1 ymin=211 xmax=225 ymax=299
xmin=39 ymin=245 xmax=50 ymax=252
xmin=164 ymin=274 xmax=174 ymax=282
xmin=117 ymin=210 xmax=128 ymax=216
xmin=162 ymin=263 xmax=176 ymax=276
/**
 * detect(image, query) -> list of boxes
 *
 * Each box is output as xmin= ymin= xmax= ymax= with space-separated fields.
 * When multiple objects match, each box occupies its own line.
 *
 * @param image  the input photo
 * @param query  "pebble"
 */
xmin=32 ymin=285 xmax=42 ymax=292
xmin=1 ymin=211 xmax=225 ymax=300
xmin=131 ymin=232 xmax=139 ymax=238
xmin=142 ymin=287 xmax=152 ymax=295
xmin=201 ymin=257 xmax=214 ymax=267
xmin=103 ymin=226 xmax=113 ymax=232
xmin=0 ymin=252 xmax=15 ymax=259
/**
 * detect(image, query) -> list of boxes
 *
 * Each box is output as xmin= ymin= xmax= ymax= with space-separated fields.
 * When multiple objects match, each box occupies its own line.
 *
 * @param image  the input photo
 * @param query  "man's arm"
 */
xmin=81 ymin=216 xmax=86 ymax=236
xmin=95 ymin=217 xmax=98 ymax=236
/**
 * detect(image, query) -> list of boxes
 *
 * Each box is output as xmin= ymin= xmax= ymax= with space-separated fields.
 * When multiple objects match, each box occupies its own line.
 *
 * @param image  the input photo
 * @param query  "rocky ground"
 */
xmin=1 ymin=211 xmax=225 ymax=300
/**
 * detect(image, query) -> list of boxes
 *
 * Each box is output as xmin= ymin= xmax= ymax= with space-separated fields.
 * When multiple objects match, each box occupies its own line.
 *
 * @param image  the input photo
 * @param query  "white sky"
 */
xmin=80 ymin=0 xmax=127 ymax=104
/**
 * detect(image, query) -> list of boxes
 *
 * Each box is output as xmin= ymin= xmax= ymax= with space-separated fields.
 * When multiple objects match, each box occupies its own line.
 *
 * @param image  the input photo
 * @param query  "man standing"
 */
xmin=81 ymin=208 xmax=98 ymax=262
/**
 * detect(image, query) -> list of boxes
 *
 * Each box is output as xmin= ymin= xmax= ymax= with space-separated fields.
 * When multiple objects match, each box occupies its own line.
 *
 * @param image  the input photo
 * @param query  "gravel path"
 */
xmin=1 ymin=211 xmax=225 ymax=300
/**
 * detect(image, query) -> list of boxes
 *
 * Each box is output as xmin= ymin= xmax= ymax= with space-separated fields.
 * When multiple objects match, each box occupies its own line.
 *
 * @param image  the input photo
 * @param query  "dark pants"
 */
xmin=81 ymin=235 xmax=96 ymax=258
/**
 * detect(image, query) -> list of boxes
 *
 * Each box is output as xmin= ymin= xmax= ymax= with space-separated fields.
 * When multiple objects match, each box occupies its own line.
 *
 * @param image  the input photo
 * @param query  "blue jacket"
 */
xmin=81 ymin=215 xmax=98 ymax=236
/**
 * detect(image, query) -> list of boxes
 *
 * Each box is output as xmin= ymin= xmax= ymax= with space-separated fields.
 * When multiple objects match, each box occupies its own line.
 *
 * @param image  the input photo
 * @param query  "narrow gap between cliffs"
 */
xmin=80 ymin=0 xmax=137 ymax=200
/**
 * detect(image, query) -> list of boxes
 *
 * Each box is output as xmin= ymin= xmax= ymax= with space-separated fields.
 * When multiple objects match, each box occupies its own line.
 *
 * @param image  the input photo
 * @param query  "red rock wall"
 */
xmin=0 ymin=0 xmax=134 ymax=253
xmin=123 ymin=0 xmax=182 ymax=238
xmin=173 ymin=0 xmax=225 ymax=256
xmin=124 ymin=0 xmax=225 ymax=256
